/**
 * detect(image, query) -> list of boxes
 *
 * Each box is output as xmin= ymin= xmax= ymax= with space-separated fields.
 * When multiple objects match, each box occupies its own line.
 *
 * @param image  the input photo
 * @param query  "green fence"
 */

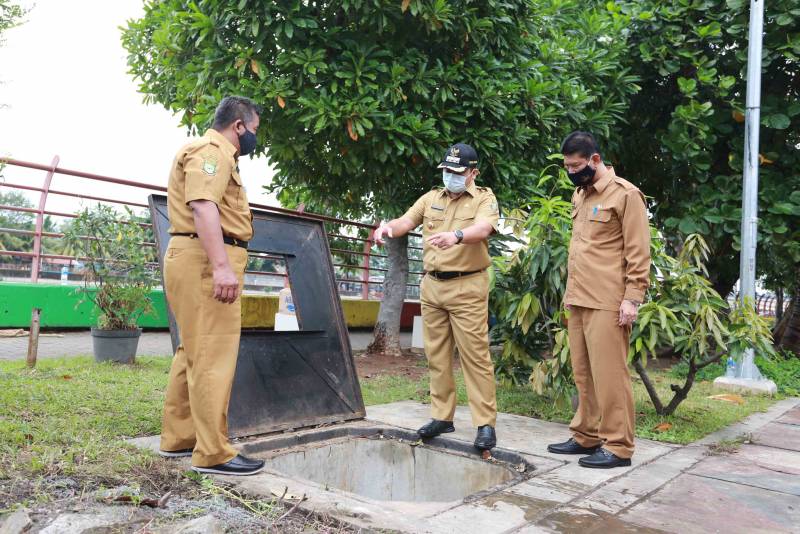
xmin=0 ymin=282 xmax=169 ymax=328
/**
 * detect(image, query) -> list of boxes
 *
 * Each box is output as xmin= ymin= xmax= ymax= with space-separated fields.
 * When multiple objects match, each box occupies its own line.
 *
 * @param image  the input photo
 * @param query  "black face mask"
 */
xmin=238 ymin=127 xmax=257 ymax=156
xmin=567 ymin=163 xmax=596 ymax=187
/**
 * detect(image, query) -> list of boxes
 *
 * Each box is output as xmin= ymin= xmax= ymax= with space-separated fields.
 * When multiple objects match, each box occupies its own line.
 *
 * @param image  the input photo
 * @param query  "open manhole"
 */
xmin=242 ymin=427 xmax=533 ymax=503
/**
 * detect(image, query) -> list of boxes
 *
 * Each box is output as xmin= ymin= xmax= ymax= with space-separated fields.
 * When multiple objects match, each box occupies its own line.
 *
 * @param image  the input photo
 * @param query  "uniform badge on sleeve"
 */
xmin=202 ymin=155 xmax=218 ymax=176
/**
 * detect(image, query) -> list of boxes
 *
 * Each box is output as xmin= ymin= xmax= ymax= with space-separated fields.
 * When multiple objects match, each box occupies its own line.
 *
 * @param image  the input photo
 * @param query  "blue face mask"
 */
xmin=442 ymin=170 xmax=467 ymax=193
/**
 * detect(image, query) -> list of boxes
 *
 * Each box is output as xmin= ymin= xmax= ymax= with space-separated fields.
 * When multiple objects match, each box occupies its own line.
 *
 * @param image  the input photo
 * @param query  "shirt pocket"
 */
xmin=453 ymin=203 xmax=478 ymax=228
xmin=422 ymin=208 xmax=445 ymax=235
xmin=224 ymin=170 xmax=244 ymax=209
xmin=587 ymin=208 xmax=617 ymax=239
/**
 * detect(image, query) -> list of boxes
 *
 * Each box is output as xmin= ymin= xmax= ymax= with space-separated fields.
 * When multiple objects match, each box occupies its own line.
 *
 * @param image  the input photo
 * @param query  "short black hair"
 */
xmin=212 ymin=96 xmax=262 ymax=129
xmin=561 ymin=131 xmax=602 ymax=159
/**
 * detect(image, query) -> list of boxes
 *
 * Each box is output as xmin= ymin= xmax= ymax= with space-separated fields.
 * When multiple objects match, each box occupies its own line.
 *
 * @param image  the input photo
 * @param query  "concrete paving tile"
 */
xmin=534 ymin=506 xmax=671 ymax=533
xmin=690 ymin=444 xmax=800 ymax=496
xmin=776 ymin=406 xmax=800 ymax=426
xmin=506 ymin=481 xmax=576 ymax=504
xmin=752 ymin=421 xmax=800 ymax=452
xmin=578 ymin=490 xmax=640 ymax=514
xmin=569 ymin=444 xmax=707 ymax=513
xmin=620 ymin=473 xmax=800 ymax=534
xmin=367 ymin=402 xmax=672 ymax=457
xmin=426 ymin=495 xmax=532 ymax=534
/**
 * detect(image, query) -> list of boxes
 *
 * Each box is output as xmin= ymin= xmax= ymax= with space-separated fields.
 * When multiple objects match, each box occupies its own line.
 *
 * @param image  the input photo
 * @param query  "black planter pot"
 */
xmin=90 ymin=328 xmax=142 ymax=364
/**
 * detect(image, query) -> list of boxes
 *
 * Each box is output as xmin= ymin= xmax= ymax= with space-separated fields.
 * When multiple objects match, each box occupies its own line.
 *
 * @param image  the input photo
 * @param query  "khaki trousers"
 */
xmin=568 ymin=306 xmax=635 ymax=458
xmin=420 ymin=271 xmax=497 ymax=427
xmin=159 ymin=236 xmax=248 ymax=467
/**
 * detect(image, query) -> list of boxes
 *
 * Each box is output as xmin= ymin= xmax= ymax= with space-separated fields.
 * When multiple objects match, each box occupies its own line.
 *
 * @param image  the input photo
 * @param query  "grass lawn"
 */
xmin=0 ymin=354 xmax=785 ymax=512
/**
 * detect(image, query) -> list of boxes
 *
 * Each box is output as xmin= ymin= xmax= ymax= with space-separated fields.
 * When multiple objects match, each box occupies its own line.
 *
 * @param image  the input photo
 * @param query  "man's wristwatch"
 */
xmin=454 ymin=229 xmax=464 ymax=244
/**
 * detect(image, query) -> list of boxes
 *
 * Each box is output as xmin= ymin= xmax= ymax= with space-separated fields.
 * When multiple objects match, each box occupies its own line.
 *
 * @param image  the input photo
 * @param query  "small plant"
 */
xmin=707 ymin=434 xmax=751 ymax=456
xmin=63 ymin=204 xmax=157 ymax=330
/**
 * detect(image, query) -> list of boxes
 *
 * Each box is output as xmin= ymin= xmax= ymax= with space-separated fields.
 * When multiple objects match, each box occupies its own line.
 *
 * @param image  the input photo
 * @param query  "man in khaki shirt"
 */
xmin=548 ymin=131 xmax=651 ymax=469
xmin=159 ymin=96 xmax=264 ymax=476
xmin=374 ymin=143 xmax=500 ymax=450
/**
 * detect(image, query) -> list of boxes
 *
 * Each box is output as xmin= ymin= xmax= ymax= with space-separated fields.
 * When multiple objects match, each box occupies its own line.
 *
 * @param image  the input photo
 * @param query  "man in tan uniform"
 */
xmin=547 ymin=131 xmax=651 ymax=469
xmin=158 ymin=96 xmax=264 ymax=476
xmin=374 ymin=143 xmax=500 ymax=450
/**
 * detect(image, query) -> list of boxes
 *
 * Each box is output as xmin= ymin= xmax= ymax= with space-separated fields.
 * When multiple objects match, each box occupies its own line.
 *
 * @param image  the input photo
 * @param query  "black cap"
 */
xmin=437 ymin=143 xmax=479 ymax=172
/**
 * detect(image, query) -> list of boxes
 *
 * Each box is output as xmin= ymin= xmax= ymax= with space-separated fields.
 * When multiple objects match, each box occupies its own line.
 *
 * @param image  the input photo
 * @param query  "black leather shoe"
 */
xmin=158 ymin=448 xmax=193 ymax=458
xmin=547 ymin=438 xmax=601 ymax=455
xmin=417 ymin=419 xmax=455 ymax=438
xmin=474 ymin=425 xmax=497 ymax=450
xmin=578 ymin=448 xmax=632 ymax=469
xmin=192 ymin=454 xmax=265 ymax=476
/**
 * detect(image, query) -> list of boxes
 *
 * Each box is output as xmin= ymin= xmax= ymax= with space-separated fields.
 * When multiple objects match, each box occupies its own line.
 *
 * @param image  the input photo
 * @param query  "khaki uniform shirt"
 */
xmin=167 ymin=129 xmax=253 ymax=241
xmin=564 ymin=166 xmax=651 ymax=311
xmin=403 ymin=181 xmax=500 ymax=272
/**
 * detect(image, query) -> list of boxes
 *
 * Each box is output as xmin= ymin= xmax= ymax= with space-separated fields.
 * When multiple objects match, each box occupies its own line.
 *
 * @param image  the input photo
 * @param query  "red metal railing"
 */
xmin=0 ymin=156 xmax=423 ymax=300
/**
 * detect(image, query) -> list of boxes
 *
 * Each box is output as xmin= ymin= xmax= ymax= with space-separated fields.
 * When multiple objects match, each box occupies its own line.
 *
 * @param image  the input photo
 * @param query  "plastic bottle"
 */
xmin=726 ymin=356 xmax=736 ymax=378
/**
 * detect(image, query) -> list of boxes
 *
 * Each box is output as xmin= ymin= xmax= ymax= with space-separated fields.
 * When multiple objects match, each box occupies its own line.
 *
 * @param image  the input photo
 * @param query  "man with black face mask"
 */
xmin=159 ymin=96 xmax=265 ymax=476
xmin=547 ymin=131 xmax=651 ymax=469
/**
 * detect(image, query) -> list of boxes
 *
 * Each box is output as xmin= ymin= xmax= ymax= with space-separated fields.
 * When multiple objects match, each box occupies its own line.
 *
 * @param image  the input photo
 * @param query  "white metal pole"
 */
xmin=738 ymin=0 xmax=765 ymax=380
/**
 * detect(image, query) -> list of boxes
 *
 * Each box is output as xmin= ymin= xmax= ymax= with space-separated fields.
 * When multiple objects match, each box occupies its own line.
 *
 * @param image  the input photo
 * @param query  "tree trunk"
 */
xmin=365 ymin=235 xmax=409 ymax=357
xmin=633 ymin=359 xmax=665 ymax=415
xmin=776 ymin=272 xmax=800 ymax=356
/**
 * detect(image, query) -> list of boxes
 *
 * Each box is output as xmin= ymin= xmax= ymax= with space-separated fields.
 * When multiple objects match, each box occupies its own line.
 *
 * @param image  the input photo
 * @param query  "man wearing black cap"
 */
xmin=374 ymin=143 xmax=500 ymax=450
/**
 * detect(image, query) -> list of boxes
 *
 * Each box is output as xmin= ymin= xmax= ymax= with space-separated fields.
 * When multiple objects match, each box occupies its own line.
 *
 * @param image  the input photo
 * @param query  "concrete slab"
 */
xmin=569 ymin=445 xmax=707 ymax=514
xmin=425 ymin=494 xmax=535 ymax=533
xmin=776 ymin=406 xmax=800 ymax=426
xmin=713 ymin=376 xmax=777 ymax=395
xmin=128 ymin=399 xmax=800 ymax=533
xmin=691 ymin=444 xmax=800 ymax=496
xmin=753 ymin=421 xmax=800 ymax=452
xmin=620 ymin=473 xmax=800 ymax=534
xmin=366 ymin=400 xmax=674 ymax=465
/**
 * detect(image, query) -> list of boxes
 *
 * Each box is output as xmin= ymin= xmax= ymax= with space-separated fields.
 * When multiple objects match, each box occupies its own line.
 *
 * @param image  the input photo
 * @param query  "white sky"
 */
xmin=0 ymin=0 xmax=276 ymax=220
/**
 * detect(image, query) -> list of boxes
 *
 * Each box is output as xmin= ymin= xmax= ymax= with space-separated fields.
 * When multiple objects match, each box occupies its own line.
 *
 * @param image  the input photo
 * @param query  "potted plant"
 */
xmin=64 ymin=204 xmax=157 ymax=363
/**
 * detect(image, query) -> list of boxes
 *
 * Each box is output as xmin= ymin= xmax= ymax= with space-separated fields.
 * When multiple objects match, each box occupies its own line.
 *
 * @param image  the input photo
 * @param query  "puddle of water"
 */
xmin=479 ymin=492 xmax=561 ymax=521
xmin=538 ymin=509 xmax=671 ymax=533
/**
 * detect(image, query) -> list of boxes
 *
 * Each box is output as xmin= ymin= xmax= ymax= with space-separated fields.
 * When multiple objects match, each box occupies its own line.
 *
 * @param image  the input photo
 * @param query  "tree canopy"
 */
xmin=611 ymin=0 xmax=800 ymax=298
xmin=122 ymin=0 xmax=637 ymax=219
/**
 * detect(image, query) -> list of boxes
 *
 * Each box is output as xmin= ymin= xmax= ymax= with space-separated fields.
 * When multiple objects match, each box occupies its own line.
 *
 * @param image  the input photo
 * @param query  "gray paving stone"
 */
xmin=620 ymin=473 xmax=800 ymax=534
xmin=752 ymin=421 xmax=800 ymax=452
xmin=691 ymin=444 xmax=800 ymax=496
xmin=776 ymin=406 xmax=800 ymax=426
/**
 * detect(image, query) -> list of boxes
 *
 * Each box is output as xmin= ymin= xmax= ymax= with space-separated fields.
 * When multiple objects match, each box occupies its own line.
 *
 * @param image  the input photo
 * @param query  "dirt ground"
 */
xmin=352 ymin=348 xmax=467 ymax=381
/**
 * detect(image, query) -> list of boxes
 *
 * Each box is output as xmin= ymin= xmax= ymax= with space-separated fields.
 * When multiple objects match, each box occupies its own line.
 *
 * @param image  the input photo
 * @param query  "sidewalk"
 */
xmin=0 ymin=330 xmax=412 ymax=360
xmin=362 ymin=398 xmax=800 ymax=533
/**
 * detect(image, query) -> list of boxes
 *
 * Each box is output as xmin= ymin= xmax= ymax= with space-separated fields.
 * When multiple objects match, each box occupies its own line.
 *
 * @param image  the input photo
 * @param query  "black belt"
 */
xmin=428 ymin=270 xmax=482 ymax=280
xmin=170 ymin=233 xmax=249 ymax=249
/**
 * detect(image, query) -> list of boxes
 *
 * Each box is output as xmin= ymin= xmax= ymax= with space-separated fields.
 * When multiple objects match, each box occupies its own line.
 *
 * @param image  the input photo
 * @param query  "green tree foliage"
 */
xmin=609 ymin=0 xmax=800 ymax=301
xmin=122 ymin=0 xmax=637 ymax=217
xmin=491 ymin=171 xmax=776 ymax=414
xmin=0 ymin=1 xmax=25 ymax=46
xmin=63 ymin=205 xmax=158 ymax=330
xmin=0 ymin=191 xmax=59 ymax=257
